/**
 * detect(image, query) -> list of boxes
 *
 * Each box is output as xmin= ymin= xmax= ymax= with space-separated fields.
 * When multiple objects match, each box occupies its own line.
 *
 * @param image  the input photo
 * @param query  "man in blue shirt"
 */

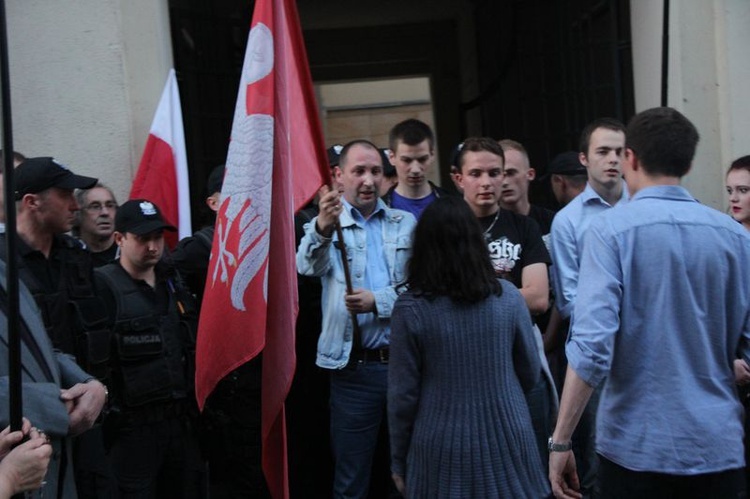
xmin=297 ymin=139 xmax=416 ymax=498
xmin=549 ymin=107 xmax=750 ymax=498
xmin=547 ymin=118 xmax=628 ymax=497
xmin=550 ymin=118 xmax=628 ymax=321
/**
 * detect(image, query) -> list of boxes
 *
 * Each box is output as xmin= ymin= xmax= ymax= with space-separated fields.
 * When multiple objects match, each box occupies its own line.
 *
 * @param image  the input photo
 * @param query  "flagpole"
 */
xmin=322 ymin=171 xmax=363 ymax=346
xmin=333 ymin=220 xmax=363 ymax=347
xmin=0 ymin=0 xmax=24 ymax=436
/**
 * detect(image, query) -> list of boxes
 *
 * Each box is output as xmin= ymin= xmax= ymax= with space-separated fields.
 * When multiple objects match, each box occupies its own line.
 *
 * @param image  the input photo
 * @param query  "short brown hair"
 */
xmin=456 ymin=137 xmax=505 ymax=171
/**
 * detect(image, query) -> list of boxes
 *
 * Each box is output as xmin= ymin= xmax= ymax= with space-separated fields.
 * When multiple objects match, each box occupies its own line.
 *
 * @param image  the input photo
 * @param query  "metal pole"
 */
xmin=661 ymin=0 xmax=670 ymax=107
xmin=333 ymin=222 xmax=363 ymax=348
xmin=0 ymin=0 xmax=23 ymax=434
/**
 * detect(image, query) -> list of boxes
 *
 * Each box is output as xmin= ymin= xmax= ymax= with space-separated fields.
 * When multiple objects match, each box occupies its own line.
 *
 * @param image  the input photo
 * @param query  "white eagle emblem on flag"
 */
xmin=212 ymin=23 xmax=275 ymax=311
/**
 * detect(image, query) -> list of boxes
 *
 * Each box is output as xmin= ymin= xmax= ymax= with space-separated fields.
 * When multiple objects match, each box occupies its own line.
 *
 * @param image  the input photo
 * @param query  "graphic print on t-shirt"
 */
xmin=487 ymin=236 xmax=521 ymax=278
xmin=479 ymin=209 xmax=550 ymax=288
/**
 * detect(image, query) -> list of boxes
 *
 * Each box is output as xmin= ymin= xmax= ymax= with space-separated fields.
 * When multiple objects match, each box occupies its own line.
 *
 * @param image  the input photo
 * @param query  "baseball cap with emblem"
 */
xmin=14 ymin=157 xmax=98 ymax=199
xmin=327 ymin=144 xmax=343 ymax=168
xmin=115 ymin=199 xmax=177 ymax=235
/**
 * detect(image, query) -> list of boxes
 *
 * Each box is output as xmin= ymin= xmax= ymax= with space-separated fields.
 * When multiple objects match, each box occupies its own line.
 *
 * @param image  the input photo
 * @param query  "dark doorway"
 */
xmin=468 ymin=0 xmax=634 ymax=208
xmin=168 ymin=0 xmax=633 ymax=216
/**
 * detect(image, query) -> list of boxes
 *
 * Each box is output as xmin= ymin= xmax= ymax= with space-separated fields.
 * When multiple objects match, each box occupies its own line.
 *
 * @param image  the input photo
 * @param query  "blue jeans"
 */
xmin=330 ymin=362 xmax=389 ymax=499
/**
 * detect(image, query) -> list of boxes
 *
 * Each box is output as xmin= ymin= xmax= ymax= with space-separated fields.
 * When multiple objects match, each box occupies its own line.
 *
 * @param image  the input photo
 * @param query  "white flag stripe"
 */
xmin=149 ymin=69 xmax=192 ymax=240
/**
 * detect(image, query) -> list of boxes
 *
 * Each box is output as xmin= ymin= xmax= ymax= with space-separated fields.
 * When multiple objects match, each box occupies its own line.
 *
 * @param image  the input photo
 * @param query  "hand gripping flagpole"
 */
xmin=333 ymin=218 xmax=363 ymax=351
xmin=0 ymin=0 xmax=24 ymax=436
xmin=321 ymin=178 xmax=363 ymax=351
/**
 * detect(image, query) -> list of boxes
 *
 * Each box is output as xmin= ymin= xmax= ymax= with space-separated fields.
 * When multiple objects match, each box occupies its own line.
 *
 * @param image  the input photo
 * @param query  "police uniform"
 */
xmin=0 ymin=233 xmax=111 ymax=374
xmin=95 ymin=200 xmax=205 ymax=498
xmin=5 ymin=157 xmax=115 ymax=498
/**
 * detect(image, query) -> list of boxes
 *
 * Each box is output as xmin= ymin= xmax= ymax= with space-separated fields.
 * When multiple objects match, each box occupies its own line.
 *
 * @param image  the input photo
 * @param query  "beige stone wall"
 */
xmin=630 ymin=0 xmax=750 ymax=210
xmin=5 ymin=0 xmax=173 ymax=200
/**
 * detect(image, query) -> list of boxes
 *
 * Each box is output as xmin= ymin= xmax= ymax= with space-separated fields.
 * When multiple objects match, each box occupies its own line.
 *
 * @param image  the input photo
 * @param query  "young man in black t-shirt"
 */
xmin=455 ymin=138 xmax=551 ymax=313
xmin=497 ymin=139 xmax=558 ymax=368
xmin=455 ymin=137 xmax=556 ymax=469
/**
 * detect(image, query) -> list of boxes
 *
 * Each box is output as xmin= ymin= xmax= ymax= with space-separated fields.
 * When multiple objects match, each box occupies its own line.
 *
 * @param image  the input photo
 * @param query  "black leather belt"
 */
xmin=349 ymin=347 xmax=389 ymax=365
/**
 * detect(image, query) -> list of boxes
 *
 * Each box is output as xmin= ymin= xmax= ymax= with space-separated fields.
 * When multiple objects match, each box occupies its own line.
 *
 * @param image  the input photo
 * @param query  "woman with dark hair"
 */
xmin=727 ymin=155 xmax=750 ymax=231
xmin=388 ymin=196 xmax=550 ymax=498
xmin=727 ymin=155 xmax=750 ymax=490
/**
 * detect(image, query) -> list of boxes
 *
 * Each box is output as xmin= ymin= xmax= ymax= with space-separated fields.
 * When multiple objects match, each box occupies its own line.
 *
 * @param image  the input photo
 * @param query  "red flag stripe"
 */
xmin=130 ymin=134 xmax=179 ymax=248
xmin=130 ymin=69 xmax=191 ymax=249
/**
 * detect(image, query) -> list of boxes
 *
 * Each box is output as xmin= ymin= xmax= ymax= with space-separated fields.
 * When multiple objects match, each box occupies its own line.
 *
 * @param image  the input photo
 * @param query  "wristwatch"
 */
xmin=548 ymin=437 xmax=572 ymax=452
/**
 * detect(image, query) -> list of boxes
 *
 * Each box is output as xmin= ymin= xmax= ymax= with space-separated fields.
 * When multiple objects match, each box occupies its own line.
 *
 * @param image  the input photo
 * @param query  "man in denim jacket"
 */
xmin=297 ymin=139 xmax=415 ymax=499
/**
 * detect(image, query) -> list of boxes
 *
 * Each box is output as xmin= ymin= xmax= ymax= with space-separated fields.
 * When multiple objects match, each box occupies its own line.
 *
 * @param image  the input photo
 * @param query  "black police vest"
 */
xmin=0 ymin=233 xmax=111 ymax=377
xmin=95 ymin=263 xmax=197 ymax=410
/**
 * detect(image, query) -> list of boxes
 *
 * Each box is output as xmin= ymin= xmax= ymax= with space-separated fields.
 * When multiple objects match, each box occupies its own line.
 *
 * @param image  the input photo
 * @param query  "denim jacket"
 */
xmin=296 ymin=199 xmax=415 ymax=369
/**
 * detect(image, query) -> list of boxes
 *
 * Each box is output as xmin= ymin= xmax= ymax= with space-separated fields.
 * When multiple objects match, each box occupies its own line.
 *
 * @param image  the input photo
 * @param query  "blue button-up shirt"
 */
xmin=567 ymin=185 xmax=750 ymax=474
xmin=345 ymin=199 xmax=392 ymax=348
xmin=296 ymin=198 xmax=416 ymax=369
xmin=550 ymin=182 xmax=629 ymax=319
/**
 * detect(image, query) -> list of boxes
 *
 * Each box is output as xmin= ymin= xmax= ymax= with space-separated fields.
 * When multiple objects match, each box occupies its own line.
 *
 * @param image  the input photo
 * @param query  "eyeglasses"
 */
xmin=84 ymin=201 xmax=118 ymax=212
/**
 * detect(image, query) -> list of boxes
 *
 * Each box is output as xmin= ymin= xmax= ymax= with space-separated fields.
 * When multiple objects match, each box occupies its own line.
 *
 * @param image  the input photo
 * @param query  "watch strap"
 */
xmin=548 ymin=437 xmax=573 ymax=452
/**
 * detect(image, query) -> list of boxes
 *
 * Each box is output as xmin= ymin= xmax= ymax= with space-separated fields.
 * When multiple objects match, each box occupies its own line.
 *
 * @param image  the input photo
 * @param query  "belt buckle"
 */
xmin=379 ymin=349 xmax=388 ymax=364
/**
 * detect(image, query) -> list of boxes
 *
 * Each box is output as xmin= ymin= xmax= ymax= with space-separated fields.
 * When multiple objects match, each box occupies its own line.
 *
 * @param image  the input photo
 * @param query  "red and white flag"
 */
xmin=194 ymin=0 xmax=329 ymax=496
xmin=130 ymin=68 xmax=191 ymax=249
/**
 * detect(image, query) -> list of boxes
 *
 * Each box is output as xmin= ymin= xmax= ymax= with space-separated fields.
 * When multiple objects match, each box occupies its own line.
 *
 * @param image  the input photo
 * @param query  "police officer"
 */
xmin=171 ymin=166 xmax=269 ymax=498
xmin=2 ymin=157 xmax=114 ymax=498
xmin=95 ymin=199 xmax=204 ymax=497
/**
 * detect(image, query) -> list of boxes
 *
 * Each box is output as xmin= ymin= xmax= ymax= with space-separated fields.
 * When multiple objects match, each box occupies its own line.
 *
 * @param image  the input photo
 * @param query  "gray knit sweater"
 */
xmin=388 ymin=280 xmax=551 ymax=498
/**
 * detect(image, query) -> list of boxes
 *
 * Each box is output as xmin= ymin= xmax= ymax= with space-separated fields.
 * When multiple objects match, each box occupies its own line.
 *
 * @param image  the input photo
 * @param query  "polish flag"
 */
xmin=130 ymin=68 xmax=191 ymax=249
xmin=194 ymin=0 xmax=329 ymax=497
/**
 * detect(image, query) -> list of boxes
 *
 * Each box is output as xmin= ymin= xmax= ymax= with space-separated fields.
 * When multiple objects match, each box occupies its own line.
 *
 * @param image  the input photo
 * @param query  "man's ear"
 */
xmin=579 ymin=151 xmax=589 ymax=168
xmin=454 ymin=170 xmax=464 ymax=189
xmin=20 ymin=193 xmax=39 ymax=210
xmin=334 ymin=166 xmax=343 ymax=181
xmin=624 ymin=148 xmax=639 ymax=172
xmin=527 ymin=168 xmax=537 ymax=182
xmin=205 ymin=192 xmax=221 ymax=213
